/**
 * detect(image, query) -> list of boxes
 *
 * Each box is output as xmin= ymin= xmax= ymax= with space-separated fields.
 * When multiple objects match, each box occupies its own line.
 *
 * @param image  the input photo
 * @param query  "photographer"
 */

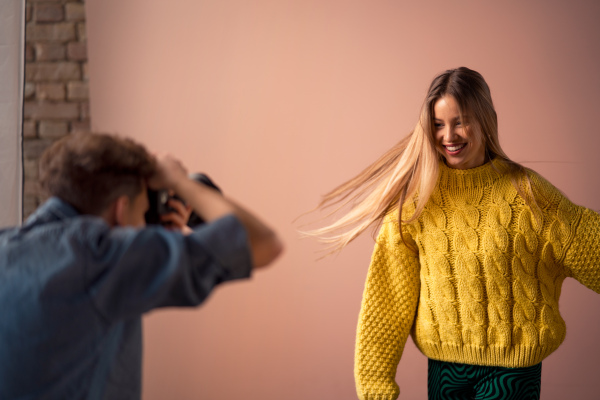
xmin=0 ymin=132 xmax=282 ymax=399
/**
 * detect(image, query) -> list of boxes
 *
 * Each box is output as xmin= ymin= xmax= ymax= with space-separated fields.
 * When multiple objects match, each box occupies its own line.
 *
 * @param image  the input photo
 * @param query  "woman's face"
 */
xmin=433 ymin=95 xmax=486 ymax=170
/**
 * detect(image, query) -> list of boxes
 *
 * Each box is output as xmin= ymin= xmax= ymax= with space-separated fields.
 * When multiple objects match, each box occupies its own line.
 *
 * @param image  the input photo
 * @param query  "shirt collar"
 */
xmin=23 ymin=197 xmax=81 ymax=227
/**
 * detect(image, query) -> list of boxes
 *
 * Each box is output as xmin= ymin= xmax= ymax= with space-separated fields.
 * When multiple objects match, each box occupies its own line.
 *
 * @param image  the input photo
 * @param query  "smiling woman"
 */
xmin=309 ymin=67 xmax=600 ymax=400
xmin=310 ymin=67 xmax=534 ymax=253
xmin=433 ymin=95 xmax=486 ymax=170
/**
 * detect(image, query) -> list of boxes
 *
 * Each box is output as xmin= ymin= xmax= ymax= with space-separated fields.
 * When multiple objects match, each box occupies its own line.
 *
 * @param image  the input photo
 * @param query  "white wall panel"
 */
xmin=0 ymin=0 xmax=24 ymax=227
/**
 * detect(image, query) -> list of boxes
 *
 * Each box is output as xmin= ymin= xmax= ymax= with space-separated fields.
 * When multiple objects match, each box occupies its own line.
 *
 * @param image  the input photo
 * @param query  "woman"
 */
xmin=311 ymin=67 xmax=600 ymax=399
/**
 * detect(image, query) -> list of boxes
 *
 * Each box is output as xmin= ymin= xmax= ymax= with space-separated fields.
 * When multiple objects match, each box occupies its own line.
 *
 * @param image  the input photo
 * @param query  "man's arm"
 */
xmin=150 ymin=155 xmax=283 ymax=268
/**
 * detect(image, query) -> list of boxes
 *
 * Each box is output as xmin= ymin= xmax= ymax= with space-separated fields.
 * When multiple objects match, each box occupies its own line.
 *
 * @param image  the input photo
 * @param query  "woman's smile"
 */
xmin=434 ymin=95 xmax=485 ymax=170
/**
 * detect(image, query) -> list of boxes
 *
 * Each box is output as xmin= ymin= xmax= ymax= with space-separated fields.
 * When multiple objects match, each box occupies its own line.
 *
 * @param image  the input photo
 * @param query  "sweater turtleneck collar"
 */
xmin=437 ymin=158 xmax=505 ymax=189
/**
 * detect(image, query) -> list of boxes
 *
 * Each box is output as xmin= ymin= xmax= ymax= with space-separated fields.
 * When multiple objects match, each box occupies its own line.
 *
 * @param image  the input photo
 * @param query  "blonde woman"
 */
xmin=312 ymin=67 xmax=600 ymax=399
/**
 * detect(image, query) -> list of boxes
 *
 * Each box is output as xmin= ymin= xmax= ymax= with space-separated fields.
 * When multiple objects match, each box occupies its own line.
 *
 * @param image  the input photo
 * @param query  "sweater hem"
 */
xmin=416 ymin=342 xmax=559 ymax=368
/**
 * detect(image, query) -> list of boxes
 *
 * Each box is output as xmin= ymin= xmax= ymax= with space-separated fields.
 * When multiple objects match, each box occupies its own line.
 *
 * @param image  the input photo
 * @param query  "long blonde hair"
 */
xmin=310 ymin=67 xmax=535 ymax=253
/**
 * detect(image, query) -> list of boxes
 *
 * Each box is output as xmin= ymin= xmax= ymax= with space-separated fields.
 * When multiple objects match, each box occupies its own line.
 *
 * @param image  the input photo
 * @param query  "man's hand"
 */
xmin=148 ymin=154 xmax=189 ymax=191
xmin=160 ymin=197 xmax=193 ymax=234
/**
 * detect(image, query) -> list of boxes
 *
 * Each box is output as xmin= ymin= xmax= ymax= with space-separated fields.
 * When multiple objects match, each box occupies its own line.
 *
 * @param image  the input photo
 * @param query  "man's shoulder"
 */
xmin=21 ymin=198 xmax=107 ymax=233
xmin=0 ymin=210 xmax=110 ymax=257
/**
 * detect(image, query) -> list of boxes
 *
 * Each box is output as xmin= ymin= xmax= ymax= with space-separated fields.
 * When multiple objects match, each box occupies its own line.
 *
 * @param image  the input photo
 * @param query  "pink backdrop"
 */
xmin=86 ymin=1 xmax=600 ymax=398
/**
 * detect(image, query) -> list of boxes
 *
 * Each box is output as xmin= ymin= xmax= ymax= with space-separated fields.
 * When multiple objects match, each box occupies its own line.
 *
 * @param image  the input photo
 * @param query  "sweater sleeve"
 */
xmin=563 ymin=206 xmax=600 ymax=293
xmin=355 ymin=216 xmax=421 ymax=400
xmin=528 ymin=171 xmax=600 ymax=293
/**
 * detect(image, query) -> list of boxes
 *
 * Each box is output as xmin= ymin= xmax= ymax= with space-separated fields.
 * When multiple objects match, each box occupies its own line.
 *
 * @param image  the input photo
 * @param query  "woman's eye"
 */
xmin=456 ymin=121 xmax=462 ymax=126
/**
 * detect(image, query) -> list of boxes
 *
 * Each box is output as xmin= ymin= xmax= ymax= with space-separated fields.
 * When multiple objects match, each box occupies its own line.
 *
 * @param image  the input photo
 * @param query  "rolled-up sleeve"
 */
xmin=80 ymin=214 xmax=252 ymax=322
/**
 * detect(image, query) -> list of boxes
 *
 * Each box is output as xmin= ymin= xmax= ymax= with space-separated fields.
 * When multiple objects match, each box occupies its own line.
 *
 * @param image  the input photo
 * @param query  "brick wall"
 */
xmin=23 ymin=0 xmax=89 ymax=218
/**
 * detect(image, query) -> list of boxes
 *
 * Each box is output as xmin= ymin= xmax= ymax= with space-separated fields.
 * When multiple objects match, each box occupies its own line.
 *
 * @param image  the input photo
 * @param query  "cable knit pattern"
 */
xmin=355 ymin=160 xmax=600 ymax=400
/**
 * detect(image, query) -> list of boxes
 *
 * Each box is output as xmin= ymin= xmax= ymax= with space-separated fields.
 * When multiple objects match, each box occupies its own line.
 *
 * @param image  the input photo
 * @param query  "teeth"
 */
xmin=446 ymin=144 xmax=466 ymax=152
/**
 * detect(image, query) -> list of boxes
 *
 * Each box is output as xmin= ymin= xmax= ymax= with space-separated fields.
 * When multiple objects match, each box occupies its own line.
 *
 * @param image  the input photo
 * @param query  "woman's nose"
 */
xmin=443 ymin=126 xmax=458 ymax=142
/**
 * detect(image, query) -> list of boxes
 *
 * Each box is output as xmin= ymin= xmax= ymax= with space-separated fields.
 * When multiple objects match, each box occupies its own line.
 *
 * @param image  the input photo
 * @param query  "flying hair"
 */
xmin=306 ymin=67 xmax=543 ymax=254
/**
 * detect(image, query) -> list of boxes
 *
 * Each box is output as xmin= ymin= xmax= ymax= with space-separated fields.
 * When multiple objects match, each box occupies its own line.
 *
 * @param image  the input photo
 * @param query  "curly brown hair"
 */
xmin=39 ymin=132 xmax=157 ymax=215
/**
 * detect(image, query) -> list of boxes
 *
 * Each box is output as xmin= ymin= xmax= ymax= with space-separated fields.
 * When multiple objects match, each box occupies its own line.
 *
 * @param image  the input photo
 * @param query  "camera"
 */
xmin=144 ymin=173 xmax=222 ymax=227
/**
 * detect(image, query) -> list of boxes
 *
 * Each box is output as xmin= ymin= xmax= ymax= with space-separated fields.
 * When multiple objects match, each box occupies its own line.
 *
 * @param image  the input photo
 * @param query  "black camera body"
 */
xmin=144 ymin=173 xmax=221 ymax=227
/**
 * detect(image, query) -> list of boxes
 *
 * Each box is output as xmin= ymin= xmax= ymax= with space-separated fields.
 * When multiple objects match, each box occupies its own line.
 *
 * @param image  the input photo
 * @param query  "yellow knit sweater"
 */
xmin=355 ymin=160 xmax=600 ymax=400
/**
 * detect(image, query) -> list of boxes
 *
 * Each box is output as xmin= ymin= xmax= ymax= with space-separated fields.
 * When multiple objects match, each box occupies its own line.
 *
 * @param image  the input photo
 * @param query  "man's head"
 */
xmin=39 ymin=132 xmax=157 ymax=226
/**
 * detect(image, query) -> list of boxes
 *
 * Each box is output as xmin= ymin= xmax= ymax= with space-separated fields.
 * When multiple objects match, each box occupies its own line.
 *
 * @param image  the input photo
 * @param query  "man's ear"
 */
xmin=102 ymin=195 xmax=130 ymax=227
xmin=113 ymin=195 xmax=130 ymax=227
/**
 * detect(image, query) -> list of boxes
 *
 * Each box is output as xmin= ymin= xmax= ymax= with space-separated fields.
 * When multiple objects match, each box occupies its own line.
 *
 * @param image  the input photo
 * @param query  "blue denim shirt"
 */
xmin=0 ymin=197 xmax=252 ymax=399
